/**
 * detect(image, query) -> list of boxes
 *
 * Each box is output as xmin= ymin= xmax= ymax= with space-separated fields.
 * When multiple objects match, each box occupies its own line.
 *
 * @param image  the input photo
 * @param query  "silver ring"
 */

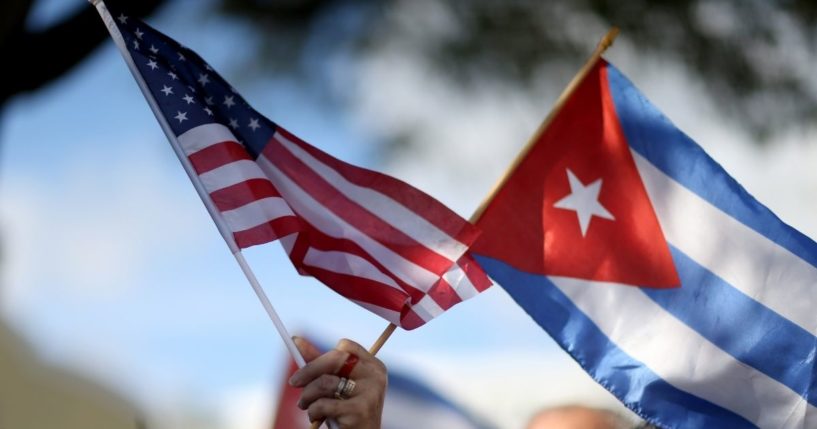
xmin=334 ymin=377 xmax=348 ymax=399
xmin=340 ymin=379 xmax=356 ymax=398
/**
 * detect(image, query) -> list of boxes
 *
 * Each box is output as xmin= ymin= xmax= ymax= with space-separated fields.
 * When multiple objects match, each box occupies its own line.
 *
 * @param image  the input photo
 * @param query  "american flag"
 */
xmin=106 ymin=4 xmax=491 ymax=329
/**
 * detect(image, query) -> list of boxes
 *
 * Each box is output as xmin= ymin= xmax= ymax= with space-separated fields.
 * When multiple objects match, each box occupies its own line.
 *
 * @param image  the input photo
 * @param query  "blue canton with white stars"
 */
xmin=110 ymin=5 xmax=275 ymax=158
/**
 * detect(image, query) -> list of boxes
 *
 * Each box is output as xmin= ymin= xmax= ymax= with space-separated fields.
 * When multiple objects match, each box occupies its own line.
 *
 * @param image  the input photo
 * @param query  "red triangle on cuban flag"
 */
xmin=473 ymin=60 xmax=679 ymax=288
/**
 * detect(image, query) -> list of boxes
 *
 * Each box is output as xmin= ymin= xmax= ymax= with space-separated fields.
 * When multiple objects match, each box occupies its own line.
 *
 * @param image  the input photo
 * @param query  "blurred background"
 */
xmin=1 ymin=0 xmax=816 ymax=428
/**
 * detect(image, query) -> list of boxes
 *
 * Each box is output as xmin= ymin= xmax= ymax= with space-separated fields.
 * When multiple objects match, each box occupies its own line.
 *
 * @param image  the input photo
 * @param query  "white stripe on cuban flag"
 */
xmin=551 ymin=276 xmax=817 ymax=429
xmin=613 ymin=150 xmax=817 ymax=429
xmin=634 ymin=152 xmax=817 ymax=335
xmin=604 ymin=63 xmax=817 ymax=428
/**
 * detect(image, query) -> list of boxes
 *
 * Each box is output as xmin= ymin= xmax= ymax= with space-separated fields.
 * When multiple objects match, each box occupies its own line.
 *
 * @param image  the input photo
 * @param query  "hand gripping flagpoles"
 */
xmin=89 ymin=2 xmax=341 ymax=427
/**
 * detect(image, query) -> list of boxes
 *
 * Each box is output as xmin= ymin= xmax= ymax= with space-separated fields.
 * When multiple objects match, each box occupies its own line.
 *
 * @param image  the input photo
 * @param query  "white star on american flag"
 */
xmin=149 ymin=45 xmax=159 ymax=54
xmin=147 ymin=59 xmax=158 ymax=70
xmin=204 ymin=107 xmax=213 ymax=116
xmin=248 ymin=118 xmax=260 ymax=131
xmin=133 ymin=40 xmax=139 ymax=50
xmin=229 ymin=118 xmax=239 ymax=129
xmin=134 ymin=28 xmax=144 ymax=39
xmin=198 ymin=73 xmax=210 ymax=86
xmin=183 ymin=94 xmax=195 ymax=104
xmin=117 ymin=14 xmax=128 ymax=24
xmin=161 ymin=85 xmax=173 ymax=96
xmin=178 ymin=52 xmax=186 ymax=61
xmin=174 ymin=111 xmax=188 ymax=123
xmin=224 ymin=95 xmax=235 ymax=108
xmin=167 ymin=71 xmax=178 ymax=80
xmin=205 ymin=96 xmax=214 ymax=105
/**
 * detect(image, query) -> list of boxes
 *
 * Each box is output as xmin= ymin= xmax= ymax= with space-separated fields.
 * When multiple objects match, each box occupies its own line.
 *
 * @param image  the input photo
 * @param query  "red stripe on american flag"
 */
xmin=233 ymin=216 xmax=301 ymax=248
xmin=302 ymin=268 xmax=409 ymax=313
xmin=210 ymin=178 xmax=282 ymax=212
xmin=265 ymin=138 xmax=455 ymax=276
xmin=459 ymin=254 xmax=492 ymax=292
xmin=188 ymin=140 xmax=251 ymax=174
xmin=399 ymin=308 xmax=426 ymax=330
xmin=292 ymin=223 xmax=426 ymax=302
xmin=275 ymin=126 xmax=480 ymax=247
xmin=426 ymin=279 xmax=462 ymax=312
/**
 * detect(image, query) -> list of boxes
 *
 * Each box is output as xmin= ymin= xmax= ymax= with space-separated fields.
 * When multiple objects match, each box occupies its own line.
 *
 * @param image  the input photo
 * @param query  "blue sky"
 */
xmin=3 ymin=1 xmax=817 ymax=428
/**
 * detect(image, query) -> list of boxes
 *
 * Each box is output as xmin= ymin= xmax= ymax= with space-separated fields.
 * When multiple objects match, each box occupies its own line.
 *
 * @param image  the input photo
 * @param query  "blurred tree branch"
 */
xmin=1 ymin=0 xmax=814 ymax=141
xmin=0 ymin=0 xmax=167 ymax=105
xmin=220 ymin=0 xmax=817 ymax=141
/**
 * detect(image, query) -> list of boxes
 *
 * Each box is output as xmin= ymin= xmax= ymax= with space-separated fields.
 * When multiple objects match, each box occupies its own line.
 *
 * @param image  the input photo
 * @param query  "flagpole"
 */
xmin=89 ymin=0 xmax=308 ymax=369
xmin=469 ymin=26 xmax=620 ymax=224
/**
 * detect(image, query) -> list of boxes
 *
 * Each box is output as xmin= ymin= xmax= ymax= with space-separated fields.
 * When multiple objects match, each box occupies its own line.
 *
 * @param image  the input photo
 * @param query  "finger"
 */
xmin=298 ymin=374 xmax=341 ymax=409
xmin=293 ymin=336 xmax=322 ymax=363
xmin=335 ymin=338 xmax=369 ymax=359
xmin=307 ymin=398 xmax=348 ymax=423
xmin=289 ymin=349 xmax=345 ymax=387
xmin=336 ymin=338 xmax=387 ymax=381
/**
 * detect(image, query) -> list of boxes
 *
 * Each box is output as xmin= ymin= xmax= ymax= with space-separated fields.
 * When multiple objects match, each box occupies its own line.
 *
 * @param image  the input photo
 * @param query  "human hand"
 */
xmin=289 ymin=337 xmax=387 ymax=429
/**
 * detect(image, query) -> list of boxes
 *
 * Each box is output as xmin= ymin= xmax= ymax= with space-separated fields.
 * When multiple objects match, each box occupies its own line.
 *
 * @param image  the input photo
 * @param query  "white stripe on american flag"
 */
xmin=178 ymin=123 xmax=237 ymax=155
xmin=221 ymin=197 xmax=294 ymax=232
xmin=256 ymin=155 xmax=440 ymax=291
xmin=177 ymin=123 xmax=297 ymax=244
xmin=353 ymin=300 xmax=402 ymax=325
xmin=279 ymin=233 xmax=299 ymax=255
xmin=198 ymin=159 xmax=267 ymax=192
xmin=302 ymin=248 xmax=405 ymax=293
xmin=442 ymin=264 xmax=478 ymax=301
xmin=413 ymin=295 xmax=445 ymax=322
xmin=275 ymin=133 xmax=470 ymax=263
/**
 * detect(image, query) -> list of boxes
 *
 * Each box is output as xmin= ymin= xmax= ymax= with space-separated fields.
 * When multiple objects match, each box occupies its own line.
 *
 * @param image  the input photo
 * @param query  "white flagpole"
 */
xmin=89 ymin=0 xmax=309 ymax=371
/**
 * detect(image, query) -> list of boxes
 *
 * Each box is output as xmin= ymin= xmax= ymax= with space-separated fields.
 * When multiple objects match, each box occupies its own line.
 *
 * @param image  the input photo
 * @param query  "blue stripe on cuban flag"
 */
xmin=475 ymin=62 xmax=817 ymax=429
xmin=607 ymin=65 xmax=817 ymax=427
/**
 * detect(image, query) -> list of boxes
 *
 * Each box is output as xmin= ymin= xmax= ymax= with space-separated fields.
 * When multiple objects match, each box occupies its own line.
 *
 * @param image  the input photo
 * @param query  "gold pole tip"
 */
xmin=598 ymin=27 xmax=620 ymax=52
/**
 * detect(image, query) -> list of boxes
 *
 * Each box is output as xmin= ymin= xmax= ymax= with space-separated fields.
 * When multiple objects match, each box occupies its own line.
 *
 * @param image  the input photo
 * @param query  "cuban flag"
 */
xmin=472 ymin=59 xmax=817 ymax=428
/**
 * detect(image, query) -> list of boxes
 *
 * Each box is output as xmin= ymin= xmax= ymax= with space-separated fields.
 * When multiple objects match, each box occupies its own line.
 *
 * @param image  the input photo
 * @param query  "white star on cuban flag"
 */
xmin=553 ymin=168 xmax=615 ymax=237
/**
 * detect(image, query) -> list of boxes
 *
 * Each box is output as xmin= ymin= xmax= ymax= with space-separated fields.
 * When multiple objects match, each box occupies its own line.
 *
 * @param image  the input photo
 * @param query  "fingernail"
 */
xmin=297 ymin=400 xmax=305 ymax=409
xmin=288 ymin=375 xmax=299 ymax=386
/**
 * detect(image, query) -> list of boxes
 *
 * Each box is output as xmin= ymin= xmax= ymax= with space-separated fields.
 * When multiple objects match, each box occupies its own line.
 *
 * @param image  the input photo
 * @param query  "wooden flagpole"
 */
xmin=311 ymin=26 xmax=620 ymax=429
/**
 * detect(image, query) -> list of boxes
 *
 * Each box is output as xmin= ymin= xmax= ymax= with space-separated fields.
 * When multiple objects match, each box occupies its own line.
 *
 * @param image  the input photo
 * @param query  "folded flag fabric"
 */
xmin=472 ymin=59 xmax=817 ymax=429
xmin=104 ymin=2 xmax=490 ymax=329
